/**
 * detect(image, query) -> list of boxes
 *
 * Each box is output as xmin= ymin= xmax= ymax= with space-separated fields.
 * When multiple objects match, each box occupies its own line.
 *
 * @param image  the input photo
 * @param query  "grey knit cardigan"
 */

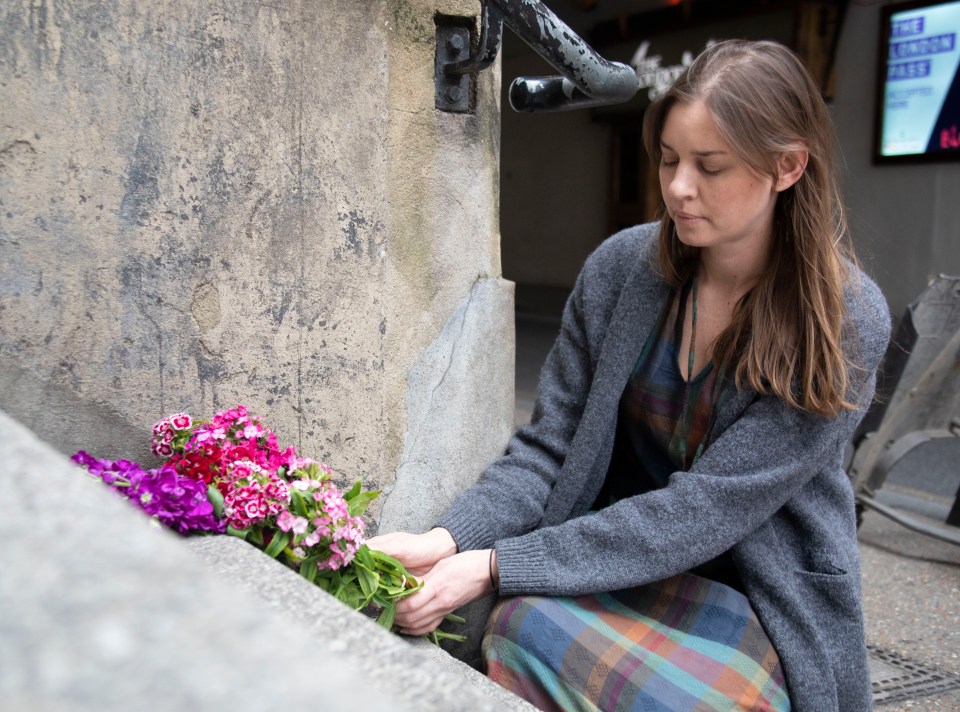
xmin=438 ymin=223 xmax=892 ymax=712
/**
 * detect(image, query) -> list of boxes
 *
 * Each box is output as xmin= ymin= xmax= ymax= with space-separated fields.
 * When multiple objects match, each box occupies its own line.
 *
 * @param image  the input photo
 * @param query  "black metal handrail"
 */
xmin=440 ymin=0 xmax=638 ymax=113
xmin=496 ymin=0 xmax=638 ymax=112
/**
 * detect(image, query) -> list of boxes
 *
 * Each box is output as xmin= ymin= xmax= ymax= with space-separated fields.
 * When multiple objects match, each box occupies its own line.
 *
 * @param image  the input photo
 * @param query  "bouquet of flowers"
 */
xmin=72 ymin=405 xmax=463 ymax=642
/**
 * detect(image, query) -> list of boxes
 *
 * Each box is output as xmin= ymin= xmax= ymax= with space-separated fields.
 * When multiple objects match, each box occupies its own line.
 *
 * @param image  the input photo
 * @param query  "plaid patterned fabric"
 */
xmin=484 ymin=573 xmax=790 ymax=712
xmin=620 ymin=279 xmax=730 ymax=477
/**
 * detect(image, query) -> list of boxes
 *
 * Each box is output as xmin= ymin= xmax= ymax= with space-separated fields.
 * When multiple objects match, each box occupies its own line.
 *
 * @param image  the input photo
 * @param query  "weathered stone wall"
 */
xmin=0 ymin=0 xmax=512 ymax=533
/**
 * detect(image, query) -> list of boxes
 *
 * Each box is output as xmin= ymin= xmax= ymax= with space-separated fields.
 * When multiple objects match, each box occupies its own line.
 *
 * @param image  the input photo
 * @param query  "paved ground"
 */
xmin=860 ymin=488 xmax=960 ymax=709
xmin=514 ymin=304 xmax=960 ymax=709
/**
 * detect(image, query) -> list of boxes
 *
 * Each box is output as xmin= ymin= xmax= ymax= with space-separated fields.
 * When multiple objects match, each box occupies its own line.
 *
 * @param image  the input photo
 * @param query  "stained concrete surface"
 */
xmin=0 ymin=0 xmax=510 ymax=539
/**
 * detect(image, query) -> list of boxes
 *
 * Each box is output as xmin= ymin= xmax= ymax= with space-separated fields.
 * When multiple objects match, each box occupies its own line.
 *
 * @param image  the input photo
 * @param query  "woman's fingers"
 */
xmin=399 ymin=615 xmax=450 ymax=637
xmin=366 ymin=532 xmax=412 ymax=558
xmin=394 ymin=549 xmax=494 ymax=635
xmin=367 ymin=528 xmax=459 ymax=573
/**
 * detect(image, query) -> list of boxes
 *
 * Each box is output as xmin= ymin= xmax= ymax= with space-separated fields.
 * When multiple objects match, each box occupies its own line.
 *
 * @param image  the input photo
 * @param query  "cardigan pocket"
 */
xmin=793 ymin=566 xmax=859 ymax=615
xmin=793 ymin=567 xmax=868 ymax=706
xmin=794 ymin=545 xmax=849 ymax=578
xmin=793 ymin=543 xmax=861 ymax=646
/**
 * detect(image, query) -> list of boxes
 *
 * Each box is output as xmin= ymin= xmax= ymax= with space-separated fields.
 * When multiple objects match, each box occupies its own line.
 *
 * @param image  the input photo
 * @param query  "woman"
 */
xmin=370 ymin=40 xmax=891 ymax=711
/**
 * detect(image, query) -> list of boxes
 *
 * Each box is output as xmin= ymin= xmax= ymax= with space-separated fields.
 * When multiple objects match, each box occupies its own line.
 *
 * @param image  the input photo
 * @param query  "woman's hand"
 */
xmin=393 ymin=549 xmax=497 ymax=636
xmin=366 ymin=527 xmax=458 ymax=576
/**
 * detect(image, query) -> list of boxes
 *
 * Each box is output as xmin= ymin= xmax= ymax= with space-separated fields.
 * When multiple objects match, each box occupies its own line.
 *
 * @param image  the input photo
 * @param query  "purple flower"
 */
xmin=72 ymin=452 xmax=224 ymax=534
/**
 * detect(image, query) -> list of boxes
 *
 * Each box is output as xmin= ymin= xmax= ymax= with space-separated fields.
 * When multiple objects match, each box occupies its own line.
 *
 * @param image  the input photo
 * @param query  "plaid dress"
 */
xmin=484 ymin=282 xmax=791 ymax=711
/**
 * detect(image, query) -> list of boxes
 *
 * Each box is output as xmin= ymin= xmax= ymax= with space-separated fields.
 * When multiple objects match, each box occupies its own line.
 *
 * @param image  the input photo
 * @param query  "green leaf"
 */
xmin=290 ymin=489 xmax=309 ymax=518
xmin=354 ymin=545 xmax=376 ymax=570
xmin=312 ymin=574 xmax=332 ymax=592
xmin=301 ymin=553 xmax=324 ymax=568
xmin=227 ymin=526 xmax=249 ymax=540
xmin=264 ymin=531 xmax=290 ymax=559
xmin=356 ymin=565 xmax=379 ymax=599
xmin=207 ymin=484 xmax=224 ymax=519
xmin=344 ymin=480 xmax=362 ymax=501
xmin=430 ymin=630 xmax=468 ymax=644
xmin=394 ymin=581 xmax=423 ymax=599
xmin=300 ymin=561 xmax=318 ymax=584
xmin=369 ymin=548 xmax=406 ymax=571
xmin=376 ymin=603 xmax=396 ymax=630
xmin=335 ymin=581 xmax=362 ymax=609
xmin=347 ymin=490 xmax=380 ymax=517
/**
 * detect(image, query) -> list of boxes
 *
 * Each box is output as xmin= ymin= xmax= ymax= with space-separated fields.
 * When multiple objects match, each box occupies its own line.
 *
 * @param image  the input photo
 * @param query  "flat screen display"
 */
xmin=875 ymin=0 xmax=960 ymax=163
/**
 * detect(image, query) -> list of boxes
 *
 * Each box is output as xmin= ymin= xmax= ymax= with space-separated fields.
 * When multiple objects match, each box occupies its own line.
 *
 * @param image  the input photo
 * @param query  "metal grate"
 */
xmin=869 ymin=644 xmax=960 ymax=706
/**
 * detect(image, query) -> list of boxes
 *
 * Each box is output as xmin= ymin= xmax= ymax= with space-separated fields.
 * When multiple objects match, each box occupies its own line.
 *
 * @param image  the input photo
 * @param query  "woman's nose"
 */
xmin=667 ymin=164 xmax=696 ymax=201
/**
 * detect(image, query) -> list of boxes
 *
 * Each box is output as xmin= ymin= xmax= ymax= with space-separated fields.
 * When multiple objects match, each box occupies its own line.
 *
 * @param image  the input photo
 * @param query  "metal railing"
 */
xmin=437 ymin=0 xmax=638 ymax=113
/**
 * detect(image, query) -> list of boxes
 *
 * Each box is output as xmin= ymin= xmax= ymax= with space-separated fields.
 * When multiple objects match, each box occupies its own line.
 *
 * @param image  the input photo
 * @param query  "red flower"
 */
xmin=169 ymin=445 xmax=223 ymax=483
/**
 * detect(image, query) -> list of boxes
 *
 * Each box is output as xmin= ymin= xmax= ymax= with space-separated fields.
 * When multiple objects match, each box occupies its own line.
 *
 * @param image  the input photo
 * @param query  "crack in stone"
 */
xmin=379 ymin=275 xmax=492 ymax=526
xmin=407 ymin=275 xmax=482 ymax=459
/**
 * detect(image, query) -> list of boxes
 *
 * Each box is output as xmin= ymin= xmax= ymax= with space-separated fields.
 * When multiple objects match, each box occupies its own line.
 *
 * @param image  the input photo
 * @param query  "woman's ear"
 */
xmin=775 ymin=148 xmax=808 ymax=192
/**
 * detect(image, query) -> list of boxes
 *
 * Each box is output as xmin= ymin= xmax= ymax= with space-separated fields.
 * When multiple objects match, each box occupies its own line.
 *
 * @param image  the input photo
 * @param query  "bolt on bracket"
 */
xmin=436 ymin=4 xmax=504 ymax=114
xmin=435 ymin=25 xmax=472 ymax=113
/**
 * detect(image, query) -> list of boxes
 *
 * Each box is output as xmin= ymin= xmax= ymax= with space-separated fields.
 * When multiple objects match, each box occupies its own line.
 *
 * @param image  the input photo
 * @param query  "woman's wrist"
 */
xmin=427 ymin=527 xmax=459 ymax=559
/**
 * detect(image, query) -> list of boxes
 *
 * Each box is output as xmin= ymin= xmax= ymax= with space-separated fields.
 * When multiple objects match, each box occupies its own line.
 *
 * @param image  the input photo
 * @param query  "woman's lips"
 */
xmin=674 ymin=211 xmax=703 ymax=223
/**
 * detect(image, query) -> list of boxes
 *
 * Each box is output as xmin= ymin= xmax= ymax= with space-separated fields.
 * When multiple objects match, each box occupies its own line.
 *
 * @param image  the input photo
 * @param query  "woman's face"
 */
xmin=658 ymin=99 xmax=779 ymax=257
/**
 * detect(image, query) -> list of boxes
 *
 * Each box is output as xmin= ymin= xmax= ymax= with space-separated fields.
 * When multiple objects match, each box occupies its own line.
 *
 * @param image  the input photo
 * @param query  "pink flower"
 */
xmin=276 ymin=511 xmax=308 ymax=535
xmin=320 ymin=490 xmax=348 ymax=520
xmin=212 ymin=405 xmax=248 ymax=429
xmin=220 ymin=463 xmax=290 ymax=531
xmin=153 ymin=442 xmax=174 ymax=457
xmin=170 ymin=413 xmax=192 ymax=430
xmin=283 ymin=450 xmax=308 ymax=471
xmin=334 ymin=521 xmax=365 ymax=544
xmin=263 ymin=480 xmax=286 ymax=500
xmin=239 ymin=423 xmax=261 ymax=439
xmin=276 ymin=510 xmax=295 ymax=532
xmin=327 ymin=541 xmax=357 ymax=569
xmin=318 ymin=555 xmax=342 ymax=572
xmin=231 ymin=463 xmax=253 ymax=480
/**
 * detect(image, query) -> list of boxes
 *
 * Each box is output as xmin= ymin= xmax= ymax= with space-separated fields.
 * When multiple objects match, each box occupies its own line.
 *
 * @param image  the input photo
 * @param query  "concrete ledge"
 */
xmin=185 ymin=536 xmax=535 ymax=711
xmin=0 ymin=408 xmax=534 ymax=711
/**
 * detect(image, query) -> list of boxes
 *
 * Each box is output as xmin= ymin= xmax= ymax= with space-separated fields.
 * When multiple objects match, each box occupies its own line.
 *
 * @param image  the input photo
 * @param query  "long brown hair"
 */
xmin=642 ymin=39 xmax=855 ymax=417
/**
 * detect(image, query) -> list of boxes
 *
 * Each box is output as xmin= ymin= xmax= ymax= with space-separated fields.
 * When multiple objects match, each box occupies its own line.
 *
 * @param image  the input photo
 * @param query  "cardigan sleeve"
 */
xmin=492 ymin=271 xmax=892 ymax=597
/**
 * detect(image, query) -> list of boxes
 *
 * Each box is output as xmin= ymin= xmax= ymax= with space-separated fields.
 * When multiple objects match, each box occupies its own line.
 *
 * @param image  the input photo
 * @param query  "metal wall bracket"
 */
xmin=435 ymin=24 xmax=473 ymax=113
xmin=436 ymin=3 xmax=504 ymax=113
